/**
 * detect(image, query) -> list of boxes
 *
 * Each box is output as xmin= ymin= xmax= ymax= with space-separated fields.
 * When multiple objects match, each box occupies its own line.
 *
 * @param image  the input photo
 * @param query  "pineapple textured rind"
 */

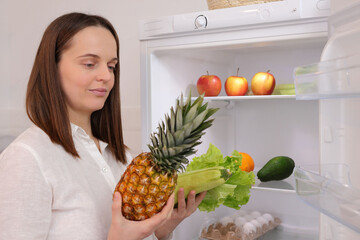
xmin=115 ymin=152 xmax=177 ymax=221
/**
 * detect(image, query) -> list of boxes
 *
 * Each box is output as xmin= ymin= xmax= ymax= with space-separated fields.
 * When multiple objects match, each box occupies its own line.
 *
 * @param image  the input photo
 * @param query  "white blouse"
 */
xmin=0 ymin=124 xmax=168 ymax=240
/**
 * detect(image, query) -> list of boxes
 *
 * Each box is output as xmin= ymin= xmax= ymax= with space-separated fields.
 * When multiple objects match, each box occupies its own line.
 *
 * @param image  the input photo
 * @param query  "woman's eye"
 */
xmin=108 ymin=65 xmax=116 ymax=71
xmin=84 ymin=63 xmax=94 ymax=68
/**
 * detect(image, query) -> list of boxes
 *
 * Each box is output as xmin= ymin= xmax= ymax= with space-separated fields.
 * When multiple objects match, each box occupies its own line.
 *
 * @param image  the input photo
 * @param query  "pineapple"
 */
xmin=114 ymin=94 xmax=218 ymax=221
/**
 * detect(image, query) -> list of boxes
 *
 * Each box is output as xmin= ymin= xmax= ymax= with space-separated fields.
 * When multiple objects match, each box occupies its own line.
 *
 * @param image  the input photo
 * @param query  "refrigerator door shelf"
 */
xmin=294 ymin=164 xmax=360 ymax=234
xmin=294 ymin=1 xmax=360 ymax=100
xmin=294 ymin=53 xmax=360 ymax=100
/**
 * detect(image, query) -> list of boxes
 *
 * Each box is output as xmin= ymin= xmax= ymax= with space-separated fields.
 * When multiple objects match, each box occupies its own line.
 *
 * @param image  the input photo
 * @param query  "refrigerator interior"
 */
xmin=144 ymin=34 xmax=328 ymax=239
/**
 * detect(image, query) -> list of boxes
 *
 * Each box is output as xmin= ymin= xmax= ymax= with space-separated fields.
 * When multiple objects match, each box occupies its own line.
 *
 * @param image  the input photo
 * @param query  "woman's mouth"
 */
xmin=89 ymin=88 xmax=107 ymax=97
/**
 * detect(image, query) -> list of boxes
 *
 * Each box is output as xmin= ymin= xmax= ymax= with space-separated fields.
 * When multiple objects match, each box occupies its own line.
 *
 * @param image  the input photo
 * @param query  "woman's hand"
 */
xmin=107 ymin=192 xmax=174 ymax=240
xmin=154 ymin=188 xmax=207 ymax=240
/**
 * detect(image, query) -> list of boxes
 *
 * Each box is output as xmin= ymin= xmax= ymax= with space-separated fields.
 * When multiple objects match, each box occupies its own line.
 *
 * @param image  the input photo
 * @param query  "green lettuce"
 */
xmin=187 ymin=143 xmax=255 ymax=212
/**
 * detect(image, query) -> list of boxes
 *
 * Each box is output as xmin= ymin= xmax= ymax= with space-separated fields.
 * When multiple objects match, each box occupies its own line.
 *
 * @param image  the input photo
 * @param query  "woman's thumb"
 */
xmin=112 ymin=191 xmax=123 ymax=220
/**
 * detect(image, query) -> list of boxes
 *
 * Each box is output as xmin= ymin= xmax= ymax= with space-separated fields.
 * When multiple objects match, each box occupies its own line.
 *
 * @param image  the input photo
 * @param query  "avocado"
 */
xmin=257 ymin=156 xmax=295 ymax=182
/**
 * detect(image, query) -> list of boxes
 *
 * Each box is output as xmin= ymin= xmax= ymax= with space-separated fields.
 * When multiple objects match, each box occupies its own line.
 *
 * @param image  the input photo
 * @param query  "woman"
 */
xmin=0 ymin=12 xmax=206 ymax=240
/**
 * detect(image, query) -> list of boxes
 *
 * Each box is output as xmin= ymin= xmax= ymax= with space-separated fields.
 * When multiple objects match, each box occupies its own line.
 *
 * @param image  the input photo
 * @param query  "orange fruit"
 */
xmin=238 ymin=152 xmax=254 ymax=172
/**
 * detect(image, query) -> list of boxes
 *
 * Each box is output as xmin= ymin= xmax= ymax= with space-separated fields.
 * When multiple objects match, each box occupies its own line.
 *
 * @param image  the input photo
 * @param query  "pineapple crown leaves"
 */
xmin=148 ymin=93 xmax=219 ymax=173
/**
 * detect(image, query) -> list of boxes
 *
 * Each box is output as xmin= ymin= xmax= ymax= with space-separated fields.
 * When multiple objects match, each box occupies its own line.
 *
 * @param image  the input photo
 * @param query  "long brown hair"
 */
xmin=26 ymin=12 xmax=127 ymax=164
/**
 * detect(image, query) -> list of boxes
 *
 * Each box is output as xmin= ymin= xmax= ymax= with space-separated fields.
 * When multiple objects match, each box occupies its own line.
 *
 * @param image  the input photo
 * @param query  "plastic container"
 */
xmin=294 ymin=53 xmax=360 ymax=99
xmin=294 ymin=164 xmax=360 ymax=234
xmin=294 ymin=2 xmax=360 ymax=100
xmin=200 ymin=210 xmax=281 ymax=240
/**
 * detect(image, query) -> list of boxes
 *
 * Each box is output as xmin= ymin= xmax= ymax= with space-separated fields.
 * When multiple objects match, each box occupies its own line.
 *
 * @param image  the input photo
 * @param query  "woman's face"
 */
xmin=58 ymin=26 xmax=117 ymax=119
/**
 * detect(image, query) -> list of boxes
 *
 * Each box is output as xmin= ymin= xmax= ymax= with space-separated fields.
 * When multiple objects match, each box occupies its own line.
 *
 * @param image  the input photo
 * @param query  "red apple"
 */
xmin=251 ymin=70 xmax=276 ymax=95
xmin=197 ymin=72 xmax=222 ymax=96
xmin=225 ymin=69 xmax=248 ymax=96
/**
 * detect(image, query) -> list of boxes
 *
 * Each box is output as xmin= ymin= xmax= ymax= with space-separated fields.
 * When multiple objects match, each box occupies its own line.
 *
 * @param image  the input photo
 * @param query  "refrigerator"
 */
xmin=139 ymin=0 xmax=360 ymax=239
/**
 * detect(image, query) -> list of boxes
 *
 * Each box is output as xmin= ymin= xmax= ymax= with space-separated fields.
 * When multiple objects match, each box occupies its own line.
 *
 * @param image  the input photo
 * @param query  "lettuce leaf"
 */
xmin=187 ymin=143 xmax=255 ymax=212
xmin=186 ymin=143 xmax=224 ymax=171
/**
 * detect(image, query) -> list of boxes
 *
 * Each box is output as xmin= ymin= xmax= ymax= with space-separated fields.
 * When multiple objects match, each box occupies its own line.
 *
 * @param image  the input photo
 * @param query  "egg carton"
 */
xmin=200 ymin=210 xmax=281 ymax=240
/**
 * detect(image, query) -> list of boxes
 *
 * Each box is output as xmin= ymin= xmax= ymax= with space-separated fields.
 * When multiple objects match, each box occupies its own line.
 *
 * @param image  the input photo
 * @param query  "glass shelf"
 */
xmin=294 ymin=164 xmax=360 ymax=233
xmin=252 ymin=173 xmax=296 ymax=193
xmin=190 ymin=95 xmax=298 ymax=109
xmin=192 ymin=95 xmax=296 ymax=102
xmin=294 ymin=53 xmax=360 ymax=100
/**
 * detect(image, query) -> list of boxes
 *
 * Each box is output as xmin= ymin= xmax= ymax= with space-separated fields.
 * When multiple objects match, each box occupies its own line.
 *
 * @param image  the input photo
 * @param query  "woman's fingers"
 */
xmin=195 ymin=191 xmax=207 ymax=206
xmin=109 ymin=192 xmax=177 ymax=240
xmin=184 ymin=190 xmax=207 ymax=216
xmin=186 ymin=190 xmax=196 ymax=205
xmin=162 ymin=193 xmax=175 ymax=219
xmin=110 ymin=189 xmax=204 ymax=239
xmin=184 ymin=190 xmax=197 ymax=216
xmin=111 ymin=192 xmax=124 ymax=223
xmin=143 ymin=193 xmax=175 ymax=228
xmin=112 ymin=192 xmax=122 ymax=210
xmin=176 ymin=188 xmax=186 ymax=211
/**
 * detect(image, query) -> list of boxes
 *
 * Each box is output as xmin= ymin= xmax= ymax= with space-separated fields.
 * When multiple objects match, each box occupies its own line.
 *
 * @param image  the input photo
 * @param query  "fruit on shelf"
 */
xmin=225 ymin=68 xmax=248 ymax=96
xmin=197 ymin=72 xmax=222 ymax=96
xmin=238 ymin=152 xmax=254 ymax=172
xmin=114 ymin=93 xmax=219 ymax=221
xmin=272 ymin=84 xmax=295 ymax=95
xmin=251 ymin=70 xmax=276 ymax=95
xmin=257 ymin=156 xmax=295 ymax=182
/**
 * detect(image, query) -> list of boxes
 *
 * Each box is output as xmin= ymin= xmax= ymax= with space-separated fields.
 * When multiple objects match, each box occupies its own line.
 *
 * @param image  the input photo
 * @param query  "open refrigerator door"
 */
xmin=294 ymin=0 xmax=360 ymax=239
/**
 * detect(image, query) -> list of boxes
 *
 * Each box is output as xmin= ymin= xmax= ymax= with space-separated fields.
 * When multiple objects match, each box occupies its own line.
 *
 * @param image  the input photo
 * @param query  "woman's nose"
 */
xmin=96 ymin=63 xmax=113 ymax=82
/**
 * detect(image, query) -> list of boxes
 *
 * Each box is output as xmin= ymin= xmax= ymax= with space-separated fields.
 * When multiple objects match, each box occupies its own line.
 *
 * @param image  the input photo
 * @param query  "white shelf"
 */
xmin=192 ymin=95 xmax=296 ymax=102
xmin=252 ymin=173 xmax=296 ymax=193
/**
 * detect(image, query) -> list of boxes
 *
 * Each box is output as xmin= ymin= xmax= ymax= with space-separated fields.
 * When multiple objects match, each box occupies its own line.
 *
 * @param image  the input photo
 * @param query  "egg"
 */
xmin=244 ymin=214 xmax=254 ymax=221
xmin=250 ymin=211 xmax=261 ymax=219
xmin=220 ymin=216 xmax=233 ymax=226
xmin=235 ymin=217 xmax=246 ymax=227
xmin=243 ymin=222 xmax=256 ymax=235
xmin=262 ymin=213 xmax=274 ymax=224
xmin=256 ymin=216 xmax=268 ymax=227
xmin=250 ymin=219 xmax=261 ymax=230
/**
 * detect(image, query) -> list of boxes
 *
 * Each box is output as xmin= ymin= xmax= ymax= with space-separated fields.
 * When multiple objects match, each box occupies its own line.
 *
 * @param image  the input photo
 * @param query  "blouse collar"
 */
xmin=70 ymin=123 xmax=109 ymax=152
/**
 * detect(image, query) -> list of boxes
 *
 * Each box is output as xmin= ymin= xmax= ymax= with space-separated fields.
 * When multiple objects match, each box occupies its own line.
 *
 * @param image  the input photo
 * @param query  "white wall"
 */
xmin=0 ymin=0 xmax=208 ymax=154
